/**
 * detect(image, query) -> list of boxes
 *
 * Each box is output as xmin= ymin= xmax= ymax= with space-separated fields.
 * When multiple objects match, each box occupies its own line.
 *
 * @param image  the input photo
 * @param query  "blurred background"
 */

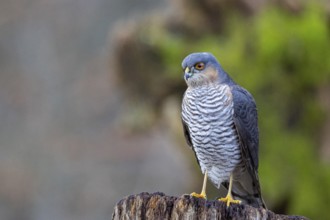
xmin=1 ymin=0 xmax=330 ymax=219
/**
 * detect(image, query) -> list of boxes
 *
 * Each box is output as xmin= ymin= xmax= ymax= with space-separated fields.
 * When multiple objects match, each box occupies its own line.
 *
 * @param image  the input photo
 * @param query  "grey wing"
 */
xmin=182 ymin=119 xmax=193 ymax=149
xmin=231 ymin=85 xmax=259 ymax=170
xmin=229 ymin=85 xmax=266 ymax=208
xmin=181 ymin=119 xmax=201 ymax=167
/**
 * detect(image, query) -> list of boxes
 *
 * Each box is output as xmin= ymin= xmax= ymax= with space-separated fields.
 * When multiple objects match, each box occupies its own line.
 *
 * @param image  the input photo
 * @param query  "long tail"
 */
xmin=231 ymin=186 xmax=266 ymax=209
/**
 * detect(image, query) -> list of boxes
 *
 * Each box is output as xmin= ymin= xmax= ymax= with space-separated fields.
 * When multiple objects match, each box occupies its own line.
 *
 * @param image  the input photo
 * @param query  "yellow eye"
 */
xmin=194 ymin=62 xmax=205 ymax=70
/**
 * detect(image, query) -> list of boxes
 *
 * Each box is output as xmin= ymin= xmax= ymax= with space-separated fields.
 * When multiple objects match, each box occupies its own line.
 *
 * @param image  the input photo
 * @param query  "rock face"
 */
xmin=112 ymin=192 xmax=309 ymax=220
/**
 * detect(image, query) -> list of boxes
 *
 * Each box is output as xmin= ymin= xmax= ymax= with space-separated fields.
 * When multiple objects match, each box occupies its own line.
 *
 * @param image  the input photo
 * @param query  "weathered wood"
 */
xmin=112 ymin=192 xmax=308 ymax=220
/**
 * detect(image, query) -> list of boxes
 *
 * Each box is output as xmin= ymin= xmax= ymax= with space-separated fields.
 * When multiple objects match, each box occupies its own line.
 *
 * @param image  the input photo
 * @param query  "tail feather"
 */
xmin=231 ymin=187 xmax=266 ymax=209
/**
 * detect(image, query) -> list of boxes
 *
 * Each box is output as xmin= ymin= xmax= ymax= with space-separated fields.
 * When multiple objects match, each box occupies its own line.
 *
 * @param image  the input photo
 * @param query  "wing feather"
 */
xmin=231 ymin=85 xmax=259 ymax=170
xmin=230 ymin=85 xmax=266 ymax=208
xmin=182 ymin=119 xmax=193 ymax=149
xmin=181 ymin=119 xmax=201 ymax=167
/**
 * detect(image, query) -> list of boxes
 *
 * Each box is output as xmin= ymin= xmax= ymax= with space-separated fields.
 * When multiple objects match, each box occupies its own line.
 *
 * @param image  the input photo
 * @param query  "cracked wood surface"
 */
xmin=112 ymin=192 xmax=308 ymax=220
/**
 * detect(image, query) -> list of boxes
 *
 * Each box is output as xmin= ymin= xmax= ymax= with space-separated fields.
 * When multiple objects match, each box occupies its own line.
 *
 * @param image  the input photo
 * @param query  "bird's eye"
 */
xmin=194 ymin=62 xmax=205 ymax=70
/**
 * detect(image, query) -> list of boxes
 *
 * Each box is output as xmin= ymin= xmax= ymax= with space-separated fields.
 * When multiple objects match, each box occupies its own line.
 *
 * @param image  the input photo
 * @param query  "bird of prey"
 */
xmin=181 ymin=52 xmax=266 ymax=208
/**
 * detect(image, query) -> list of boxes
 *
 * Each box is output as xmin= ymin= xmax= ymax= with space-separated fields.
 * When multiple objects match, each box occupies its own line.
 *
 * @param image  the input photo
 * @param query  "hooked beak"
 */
xmin=184 ymin=67 xmax=193 ymax=80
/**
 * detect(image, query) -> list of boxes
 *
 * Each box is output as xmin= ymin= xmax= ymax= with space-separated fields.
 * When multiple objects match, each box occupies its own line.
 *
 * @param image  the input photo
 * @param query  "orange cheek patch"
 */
xmin=204 ymin=67 xmax=218 ymax=82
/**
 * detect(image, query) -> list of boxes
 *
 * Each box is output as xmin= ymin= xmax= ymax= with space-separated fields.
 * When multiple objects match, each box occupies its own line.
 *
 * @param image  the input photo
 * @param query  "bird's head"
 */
xmin=182 ymin=52 xmax=231 ymax=87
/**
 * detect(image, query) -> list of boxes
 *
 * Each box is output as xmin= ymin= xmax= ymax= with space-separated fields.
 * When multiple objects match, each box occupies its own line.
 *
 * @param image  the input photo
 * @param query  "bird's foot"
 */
xmin=218 ymin=194 xmax=241 ymax=207
xmin=190 ymin=192 xmax=207 ymax=199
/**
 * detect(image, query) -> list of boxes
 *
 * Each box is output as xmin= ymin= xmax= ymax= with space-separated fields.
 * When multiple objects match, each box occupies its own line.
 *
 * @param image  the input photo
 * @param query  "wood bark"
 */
xmin=112 ymin=192 xmax=308 ymax=220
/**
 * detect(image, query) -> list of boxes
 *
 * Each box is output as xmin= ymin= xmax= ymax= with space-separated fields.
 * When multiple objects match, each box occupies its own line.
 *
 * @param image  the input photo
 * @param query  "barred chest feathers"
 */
xmin=182 ymin=84 xmax=242 ymax=188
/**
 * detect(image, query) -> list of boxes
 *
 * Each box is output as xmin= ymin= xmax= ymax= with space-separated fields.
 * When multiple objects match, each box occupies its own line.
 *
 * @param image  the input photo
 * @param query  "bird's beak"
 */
xmin=184 ymin=67 xmax=193 ymax=80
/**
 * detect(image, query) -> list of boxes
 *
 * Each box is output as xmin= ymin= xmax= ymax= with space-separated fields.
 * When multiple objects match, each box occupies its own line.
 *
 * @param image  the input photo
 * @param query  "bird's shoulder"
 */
xmin=230 ymin=85 xmax=256 ymax=106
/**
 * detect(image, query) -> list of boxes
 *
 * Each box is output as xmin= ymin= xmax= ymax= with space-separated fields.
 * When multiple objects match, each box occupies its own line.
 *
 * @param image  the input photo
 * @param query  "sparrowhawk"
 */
xmin=181 ymin=52 xmax=266 ymax=208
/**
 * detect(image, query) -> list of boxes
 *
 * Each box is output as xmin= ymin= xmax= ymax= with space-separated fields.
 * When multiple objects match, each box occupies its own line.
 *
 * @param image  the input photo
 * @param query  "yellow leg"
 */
xmin=219 ymin=175 xmax=241 ymax=207
xmin=191 ymin=171 xmax=208 ymax=199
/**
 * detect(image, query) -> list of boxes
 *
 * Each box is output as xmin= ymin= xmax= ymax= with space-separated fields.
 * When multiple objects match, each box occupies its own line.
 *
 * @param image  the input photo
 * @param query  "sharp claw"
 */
xmin=190 ymin=171 xmax=208 ymax=200
xmin=190 ymin=192 xmax=207 ymax=199
xmin=219 ymin=175 xmax=241 ymax=207
xmin=219 ymin=195 xmax=241 ymax=207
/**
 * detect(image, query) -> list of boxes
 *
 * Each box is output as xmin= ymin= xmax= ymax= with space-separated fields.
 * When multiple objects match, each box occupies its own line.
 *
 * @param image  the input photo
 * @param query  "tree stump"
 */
xmin=112 ymin=192 xmax=308 ymax=220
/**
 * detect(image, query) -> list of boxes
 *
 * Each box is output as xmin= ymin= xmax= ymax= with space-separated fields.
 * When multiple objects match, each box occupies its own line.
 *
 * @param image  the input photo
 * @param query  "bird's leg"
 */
xmin=190 ymin=170 xmax=207 ymax=199
xmin=219 ymin=174 xmax=241 ymax=207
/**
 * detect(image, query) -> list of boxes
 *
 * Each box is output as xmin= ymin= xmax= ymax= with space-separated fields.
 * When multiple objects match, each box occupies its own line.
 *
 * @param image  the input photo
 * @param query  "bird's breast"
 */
xmin=182 ymin=84 xmax=234 ymax=127
xmin=182 ymin=84 xmax=242 ymax=186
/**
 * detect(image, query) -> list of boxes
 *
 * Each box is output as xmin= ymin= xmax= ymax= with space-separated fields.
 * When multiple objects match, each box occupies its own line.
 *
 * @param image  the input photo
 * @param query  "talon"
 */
xmin=219 ymin=174 xmax=241 ymax=207
xmin=219 ymin=195 xmax=241 ymax=207
xmin=190 ymin=171 xmax=208 ymax=199
xmin=190 ymin=192 xmax=207 ymax=199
